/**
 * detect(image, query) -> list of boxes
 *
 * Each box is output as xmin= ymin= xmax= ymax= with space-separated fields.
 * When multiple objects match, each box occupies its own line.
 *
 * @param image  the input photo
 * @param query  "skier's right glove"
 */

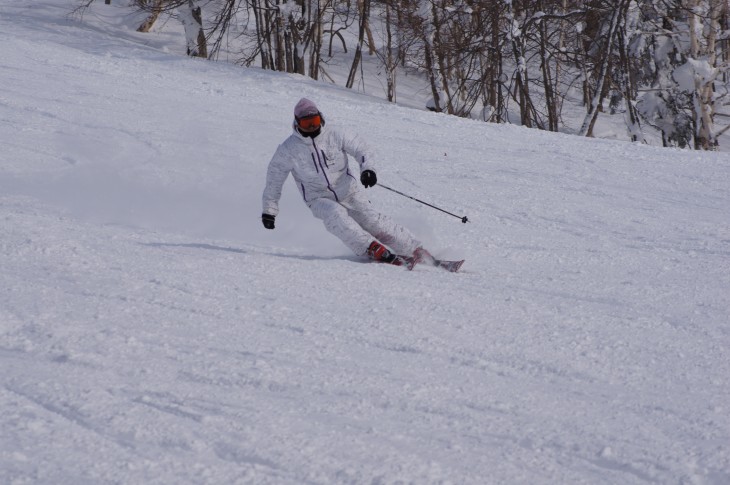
xmin=262 ymin=213 xmax=276 ymax=230
xmin=361 ymin=170 xmax=377 ymax=188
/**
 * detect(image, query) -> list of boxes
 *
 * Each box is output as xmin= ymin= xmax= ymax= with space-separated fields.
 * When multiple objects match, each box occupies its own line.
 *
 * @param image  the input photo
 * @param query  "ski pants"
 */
xmin=308 ymin=191 xmax=421 ymax=256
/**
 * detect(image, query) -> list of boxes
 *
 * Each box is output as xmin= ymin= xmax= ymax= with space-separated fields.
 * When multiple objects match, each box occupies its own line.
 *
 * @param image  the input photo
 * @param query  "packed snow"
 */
xmin=1 ymin=1 xmax=729 ymax=484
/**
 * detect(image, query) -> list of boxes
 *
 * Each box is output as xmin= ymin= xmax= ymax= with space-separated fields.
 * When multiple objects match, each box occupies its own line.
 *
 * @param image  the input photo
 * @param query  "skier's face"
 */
xmin=296 ymin=114 xmax=321 ymax=132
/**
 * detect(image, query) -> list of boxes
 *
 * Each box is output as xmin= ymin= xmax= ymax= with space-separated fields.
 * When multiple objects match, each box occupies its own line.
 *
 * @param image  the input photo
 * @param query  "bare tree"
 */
xmin=181 ymin=0 xmax=207 ymax=57
xmin=74 ymin=0 xmax=729 ymax=150
xmin=687 ymin=0 xmax=725 ymax=149
xmin=579 ymin=0 xmax=626 ymax=136
xmin=137 ymin=0 xmax=164 ymax=32
xmin=381 ymin=1 xmax=398 ymax=101
xmin=346 ymin=0 xmax=371 ymax=88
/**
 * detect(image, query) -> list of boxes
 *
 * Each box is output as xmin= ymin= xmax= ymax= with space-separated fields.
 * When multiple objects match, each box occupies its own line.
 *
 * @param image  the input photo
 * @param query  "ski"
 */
xmin=393 ymin=255 xmax=418 ymax=270
xmin=373 ymin=251 xmax=463 ymax=272
xmin=370 ymin=254 xmax=417 ymax=270
xmin=375 ymin=255 xmax=461 ymax=272
xmin=435 ymin=258 xmax=465 ymax=273
xmin=413 ymin=248 xmax=464 ymax=272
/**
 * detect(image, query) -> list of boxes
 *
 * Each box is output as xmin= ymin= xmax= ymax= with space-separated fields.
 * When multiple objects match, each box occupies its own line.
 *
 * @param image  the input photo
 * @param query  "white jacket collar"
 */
xmin=292 ymin=121 xmax=327 ymax=141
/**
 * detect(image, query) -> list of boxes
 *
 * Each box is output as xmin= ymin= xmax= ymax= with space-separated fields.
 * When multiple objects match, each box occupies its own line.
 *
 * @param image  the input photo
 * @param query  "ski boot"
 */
xmin=367 ymin=241 xmax=416 ymax=269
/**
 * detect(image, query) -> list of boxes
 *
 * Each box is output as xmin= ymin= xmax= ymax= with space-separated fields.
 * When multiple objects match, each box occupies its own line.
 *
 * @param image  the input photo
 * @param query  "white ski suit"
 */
xmin=262 ymin=123 xmax=421 ymax=256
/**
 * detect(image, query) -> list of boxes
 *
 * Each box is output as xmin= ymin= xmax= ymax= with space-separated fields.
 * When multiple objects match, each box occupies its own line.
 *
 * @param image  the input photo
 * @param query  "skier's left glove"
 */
xmin=262 ymin=213 xmax=276 ymax=230
xmin=361 ymin=170 xmax=377 ymax=188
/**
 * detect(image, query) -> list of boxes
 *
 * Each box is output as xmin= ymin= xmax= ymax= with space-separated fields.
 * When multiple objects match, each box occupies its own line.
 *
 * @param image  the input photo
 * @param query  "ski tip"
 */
xmin=438 ymin=259 xmax=465 ymax=272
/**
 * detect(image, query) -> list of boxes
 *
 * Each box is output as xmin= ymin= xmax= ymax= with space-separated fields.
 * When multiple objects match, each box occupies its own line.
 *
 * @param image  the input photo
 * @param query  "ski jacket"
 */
xmin=262 ymin=123 xmax=377 ymax=216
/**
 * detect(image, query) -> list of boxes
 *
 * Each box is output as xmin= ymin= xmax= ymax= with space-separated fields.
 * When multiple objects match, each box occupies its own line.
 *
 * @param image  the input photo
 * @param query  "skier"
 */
xmin=261 ymin=98 xmax=431 ymax=267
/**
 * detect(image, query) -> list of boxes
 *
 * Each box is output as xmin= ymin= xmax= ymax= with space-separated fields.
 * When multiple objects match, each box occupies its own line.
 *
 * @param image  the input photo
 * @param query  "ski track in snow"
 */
xmin=1 ymin=1 xmax=730 ymax=484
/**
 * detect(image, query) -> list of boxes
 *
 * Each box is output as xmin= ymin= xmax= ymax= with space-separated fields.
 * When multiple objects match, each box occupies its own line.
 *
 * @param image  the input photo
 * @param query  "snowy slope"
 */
xmin=2 ymin=2 xmax=730 ymax=484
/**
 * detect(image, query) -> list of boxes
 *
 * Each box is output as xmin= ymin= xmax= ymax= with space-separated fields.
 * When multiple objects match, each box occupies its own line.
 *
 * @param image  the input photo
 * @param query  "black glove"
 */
xmin=262 ymin=213 xmax=276 ymax=230
xmin=361 ymin=170 xmax=377 ymax=188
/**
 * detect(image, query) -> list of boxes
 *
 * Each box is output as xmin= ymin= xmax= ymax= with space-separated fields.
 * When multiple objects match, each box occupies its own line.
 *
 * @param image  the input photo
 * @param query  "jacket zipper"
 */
xmin=311 ymin=139 xmax=338 ymax=201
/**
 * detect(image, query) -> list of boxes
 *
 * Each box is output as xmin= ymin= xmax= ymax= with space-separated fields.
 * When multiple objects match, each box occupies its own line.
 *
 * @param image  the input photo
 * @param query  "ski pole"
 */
xmin=378 ymin=183 xmax=469 ymax=223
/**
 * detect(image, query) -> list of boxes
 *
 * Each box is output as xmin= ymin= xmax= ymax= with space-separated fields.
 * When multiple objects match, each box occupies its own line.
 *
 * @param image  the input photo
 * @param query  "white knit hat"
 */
xmin=294 ymin=98 xmax=319 ymax=118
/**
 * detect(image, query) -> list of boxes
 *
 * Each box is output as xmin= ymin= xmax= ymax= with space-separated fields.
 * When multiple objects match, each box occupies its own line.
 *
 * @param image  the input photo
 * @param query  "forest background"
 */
xmin=75 ymin=0 xmax=730 ymax=151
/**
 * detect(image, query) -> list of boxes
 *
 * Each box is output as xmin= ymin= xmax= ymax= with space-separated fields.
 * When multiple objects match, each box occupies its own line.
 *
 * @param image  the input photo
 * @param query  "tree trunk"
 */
xmin=290 ymin=12 xmax=305 ymax=75
xmin=579 ymin=1 xmax=624 ymax=137
xmin=617 ymin=20 xmax=644 ymax=143
xmin=506 ymin=2 xmax=538 ymax=127
xmin=430 ymin=0 xmax=454 ymax=114
xmin=137 ymin=0 xmax=163 ymax=33
xmin=251 ymin=0 xmax=271 ymax=69
xmin=183 ymin=0 xmax=207 ymax=58
xmin=490 ymin=5 xmax=504 ymax=122
xmin=346 ymin=0 xmax=370 ymax=88
xmin=275 ymin=4 xmax=286 ymax=71
xmin=690 ymin=0 xmax=721 ymax=150
xmin=309 ymin=1 xmax=323 ymax=80
xmin=384 ymin=3 xmax=396 ymax=102
xmin=538 ymin=1 xmax=558 ymax=132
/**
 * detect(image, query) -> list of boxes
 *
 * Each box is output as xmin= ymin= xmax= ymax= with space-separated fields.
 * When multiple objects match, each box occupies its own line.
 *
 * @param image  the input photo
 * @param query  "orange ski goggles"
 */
xmin=296 ymin=114 xmax=321 ymax=130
